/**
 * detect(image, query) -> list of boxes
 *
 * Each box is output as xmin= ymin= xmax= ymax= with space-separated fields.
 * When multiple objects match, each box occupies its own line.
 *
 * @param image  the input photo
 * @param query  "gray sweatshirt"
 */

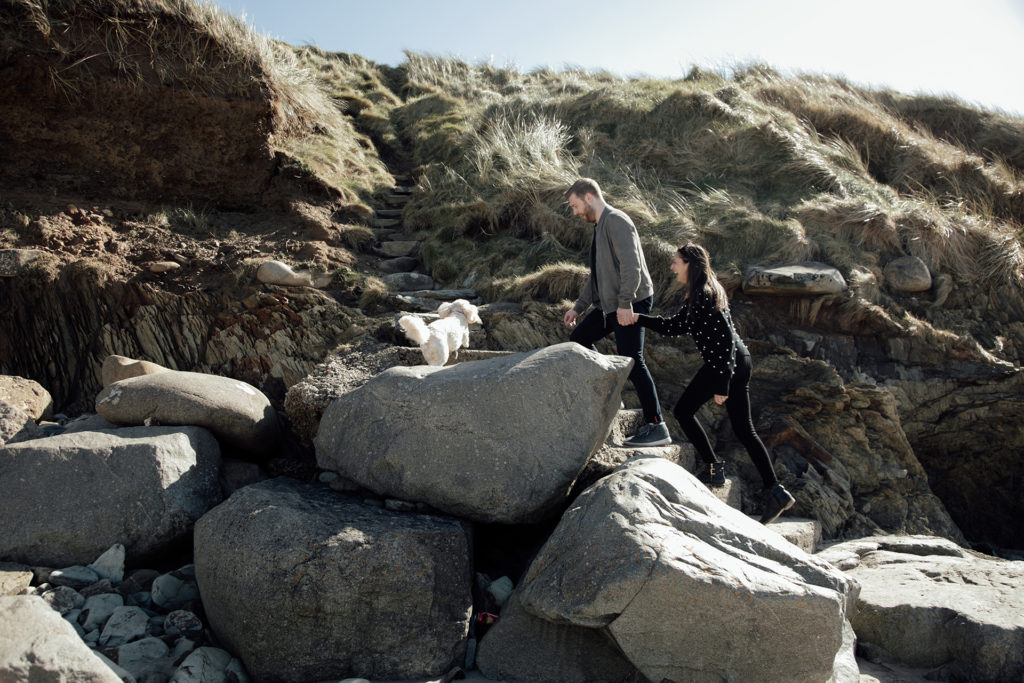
xmin=573 ymin=206 xmax=654 ymax=315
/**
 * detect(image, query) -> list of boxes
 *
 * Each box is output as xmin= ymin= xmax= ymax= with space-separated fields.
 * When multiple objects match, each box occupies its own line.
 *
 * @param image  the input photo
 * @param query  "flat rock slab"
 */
xmin=819 ymin=535 xmax=1024 ymax=682
xmin=743 ymin=262 xmax=847 ymax=295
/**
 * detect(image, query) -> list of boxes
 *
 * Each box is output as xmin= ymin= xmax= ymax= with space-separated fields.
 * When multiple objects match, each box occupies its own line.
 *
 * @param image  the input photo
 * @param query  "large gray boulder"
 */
xmin=314 ymin=342 xmax=632 ymax=524
xmin=194 ymin=477 xmax=472 ymax=682
xmin=0 ymin=427 xmax=221 ymax=566
xmin=0 ymin=595 xmax=122 ymax=682
xmin=819 ymin=535 xmax=1024 ymax=682
xmin=95 ymin=370 xmax=280 ymax=457
xmin=517 ymin=454 xmax=856 ymax=683
xmin=476 ymin=591 xmax=643 ymax=683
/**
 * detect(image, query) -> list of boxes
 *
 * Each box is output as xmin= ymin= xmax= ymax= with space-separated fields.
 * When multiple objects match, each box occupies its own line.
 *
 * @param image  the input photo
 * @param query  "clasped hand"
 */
xmin=617 ymin=308 xmax=641 ymax=326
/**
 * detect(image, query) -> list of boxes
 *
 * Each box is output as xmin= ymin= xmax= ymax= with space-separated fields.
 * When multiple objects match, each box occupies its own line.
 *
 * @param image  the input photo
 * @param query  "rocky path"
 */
xmin=365 ymin=171 xmax=482 ymax=313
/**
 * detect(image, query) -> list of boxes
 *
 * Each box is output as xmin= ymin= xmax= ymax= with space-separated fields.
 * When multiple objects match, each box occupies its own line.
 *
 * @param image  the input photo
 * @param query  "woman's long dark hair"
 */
xmin=678 ymin=243 xmax=728 ymax=314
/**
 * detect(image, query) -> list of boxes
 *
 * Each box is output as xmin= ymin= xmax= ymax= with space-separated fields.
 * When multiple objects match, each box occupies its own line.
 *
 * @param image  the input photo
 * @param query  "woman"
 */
xmin=631 ymin=243 xmax=795 ymax=524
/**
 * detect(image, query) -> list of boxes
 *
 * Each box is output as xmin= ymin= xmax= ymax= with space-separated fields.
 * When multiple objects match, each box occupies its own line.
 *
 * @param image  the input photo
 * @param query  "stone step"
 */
xmin=393 ymin=293 xmax=480 ymax=313
xmin=765 ymin=517 xmax=822 ymax=553
xmin=392 ymin=185 xmax=414 ymax=194
xmin=377 ymin=256 xmax=420 ymax=274
xmin=397 ymin=289 xmax=479 ymax=301
xmin=371 ymin=227 xmax=404 ymax=241
xmin=373 ymin=217 xmax=402 ymax=229
xmin=375 ymin=208 xmax=404 ymax=218
xmin=377 ymin=240 xmax=419 ymax=258
xmin=382 ymin=271 xmax=434 ymax=292
xmin=384 ymin=193 xmax=411 ymax=206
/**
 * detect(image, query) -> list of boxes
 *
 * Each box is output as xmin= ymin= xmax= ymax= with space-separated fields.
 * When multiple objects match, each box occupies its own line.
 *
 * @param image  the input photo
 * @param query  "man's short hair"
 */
xmin=565 ymin=178 xmax=603 ymax=201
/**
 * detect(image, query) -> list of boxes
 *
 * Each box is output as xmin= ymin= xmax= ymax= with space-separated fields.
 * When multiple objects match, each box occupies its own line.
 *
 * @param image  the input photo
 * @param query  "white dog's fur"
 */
xmin=398 ymin=299 xmax=482 ymax=366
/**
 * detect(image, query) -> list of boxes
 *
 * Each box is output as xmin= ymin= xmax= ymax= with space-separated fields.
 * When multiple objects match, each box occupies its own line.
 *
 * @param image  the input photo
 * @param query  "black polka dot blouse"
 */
xmin=636 ymin=290 xmax=748 ymax=396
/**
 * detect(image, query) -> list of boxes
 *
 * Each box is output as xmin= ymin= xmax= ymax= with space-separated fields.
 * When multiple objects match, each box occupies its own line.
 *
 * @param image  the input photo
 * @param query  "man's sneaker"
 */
xmin=760 ymin=483 xmax=795 ymax=524
xmin=624 ymin=422 xmax=671 ymax=447
xmin=697 ymin=461 xmax=727 ymax=488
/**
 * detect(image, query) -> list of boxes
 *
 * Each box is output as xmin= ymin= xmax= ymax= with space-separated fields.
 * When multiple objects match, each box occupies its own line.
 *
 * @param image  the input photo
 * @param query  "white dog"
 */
xmin=398 ymin=299 xmax=482 ymax=366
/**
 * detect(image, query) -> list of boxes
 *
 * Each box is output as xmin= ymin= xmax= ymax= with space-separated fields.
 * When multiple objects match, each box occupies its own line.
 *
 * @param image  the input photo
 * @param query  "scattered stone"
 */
xmin=60 ymin=413 xmax=118 ymax=433
xmin=400 ymin=288 xmax=479 ymax=301
xmin=79 ymin=579 xmax=115 ymax=597
xmin=378 ymin=256 xmax=419 ymax=273
xmin=378 ymin=240 xmax=419 ymax=258
xmin=883 ymin=255 xmax=932 ymax=293
xmin=99 ymin=605 xmax=150 ymax=647
xmin=49 ymin=565 xmax=100 ymax=590
xmin=821 ymin=535 xmax=1024 ymax=682
xmin=743 ymin=261 xmax=848 ymax=295
xmin=149 ymin=261 xmax=182 ymax=273
xmin=151 ymin=568 xmax=200 ymax=611
xmin=171 ymin=646 xmax=249 ymax=683
xmin=164 ymin=610 xmax=203 ymax=638
xmin=0 ymin=562 xmax=33 ymax=597
xmin=255 ymin=259 xmax=314 ymax=287
xmin=116 ymin=636 xmax=171 ymax=681
xmin=0 ymin=400 xmax=42 ymax=446
xmin=0 ymin=249 xmax=46 ymax=277
xmin=89 ymin=543 xmax=126 ymax=584
xmin=219 ymin=458 xmax=267 ymax=496
xmin=41 ymin=585 xmax=84 ymax=615
xmin=119 ymin=569 xmax=160 ymax=596
xmin=80 ymin=593 xmax=125 ymax=632
xmin=485 ymin=576 xmax=514 ymax=608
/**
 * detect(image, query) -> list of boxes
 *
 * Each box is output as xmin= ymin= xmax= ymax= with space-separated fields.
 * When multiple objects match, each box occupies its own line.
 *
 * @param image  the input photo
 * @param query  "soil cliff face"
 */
xmin=0 ymin=1 xmax=286 ymax=208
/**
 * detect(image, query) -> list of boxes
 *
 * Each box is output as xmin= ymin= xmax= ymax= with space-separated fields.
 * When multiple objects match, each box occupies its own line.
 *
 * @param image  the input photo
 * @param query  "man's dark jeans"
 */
xmin=570 ymin=295 xmax=663 ymax=424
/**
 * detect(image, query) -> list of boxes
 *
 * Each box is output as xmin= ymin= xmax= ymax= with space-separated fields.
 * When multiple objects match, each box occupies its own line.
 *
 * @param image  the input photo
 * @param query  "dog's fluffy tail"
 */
xmin=398 ymin=315 xmax=430 ymax=345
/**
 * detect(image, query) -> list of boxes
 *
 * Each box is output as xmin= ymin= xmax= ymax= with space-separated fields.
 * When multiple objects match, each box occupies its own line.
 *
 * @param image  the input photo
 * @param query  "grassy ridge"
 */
xmin=366 ymin=55 xmax=1024 ymax=361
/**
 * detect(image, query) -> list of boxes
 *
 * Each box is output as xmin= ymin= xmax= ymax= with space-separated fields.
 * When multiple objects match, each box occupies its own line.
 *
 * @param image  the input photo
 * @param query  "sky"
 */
xmin=210 ymin=0 xmax=1024 ymax=116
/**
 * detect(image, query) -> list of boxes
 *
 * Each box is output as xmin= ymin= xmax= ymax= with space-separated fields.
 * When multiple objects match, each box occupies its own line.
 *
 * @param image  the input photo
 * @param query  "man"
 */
xmin=562 ymin=178 xmax=670 ymax=447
